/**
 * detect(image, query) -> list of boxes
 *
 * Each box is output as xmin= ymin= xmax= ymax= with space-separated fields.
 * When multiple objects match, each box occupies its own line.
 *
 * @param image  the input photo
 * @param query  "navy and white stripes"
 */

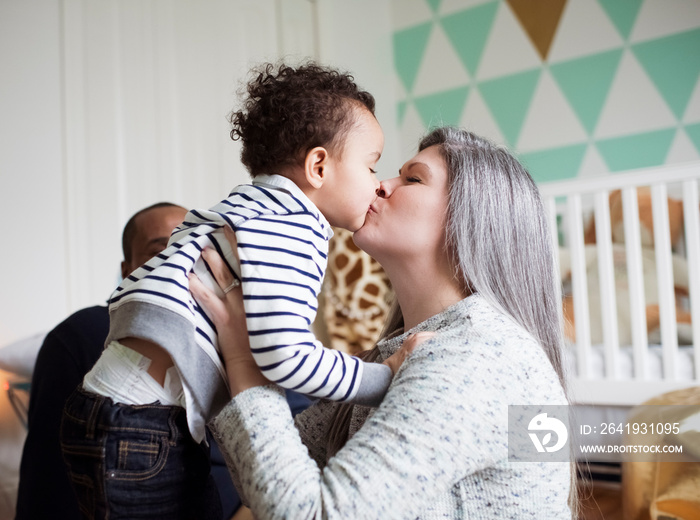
xmin=108 ymin=175 xmax=364 ymax=421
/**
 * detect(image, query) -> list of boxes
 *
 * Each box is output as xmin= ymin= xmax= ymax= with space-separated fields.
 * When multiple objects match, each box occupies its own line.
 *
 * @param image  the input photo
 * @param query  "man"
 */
xmin=15 ymin=203 xmax=204 ymax=519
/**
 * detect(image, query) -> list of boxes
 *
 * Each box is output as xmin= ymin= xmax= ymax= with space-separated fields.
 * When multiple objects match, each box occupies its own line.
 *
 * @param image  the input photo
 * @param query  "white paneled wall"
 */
xmin=0 ymin=0 xmax=68 ymax=346
xmin=0 ymin=0 xmax=397 ymax=345
xmin=62 ymin=0 xmax=292 ymax=313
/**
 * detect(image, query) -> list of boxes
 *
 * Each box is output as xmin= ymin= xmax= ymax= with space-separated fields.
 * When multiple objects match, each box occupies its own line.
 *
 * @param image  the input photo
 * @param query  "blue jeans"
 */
xmin=60 ymin=388 xmax=221 ymax=520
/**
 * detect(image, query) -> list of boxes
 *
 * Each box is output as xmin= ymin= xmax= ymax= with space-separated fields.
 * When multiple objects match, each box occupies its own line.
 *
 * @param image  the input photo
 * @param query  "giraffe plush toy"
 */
xmin=322 ymin=228 xmax=393 ymax=355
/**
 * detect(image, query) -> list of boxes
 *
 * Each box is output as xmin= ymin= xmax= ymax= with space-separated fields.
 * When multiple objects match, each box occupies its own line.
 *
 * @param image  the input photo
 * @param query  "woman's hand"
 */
xmin=189 ymin=226 xmax=268 ymax=396
xmin=382 ymin=331 xmax=435 ymax=375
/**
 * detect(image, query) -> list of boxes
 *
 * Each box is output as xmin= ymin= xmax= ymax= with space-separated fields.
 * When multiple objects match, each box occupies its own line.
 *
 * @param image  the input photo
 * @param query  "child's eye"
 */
xmin=406 ymin=177 xmax=421 ymax=183
xmin=370 ymin=168 xmax=377 ymax=174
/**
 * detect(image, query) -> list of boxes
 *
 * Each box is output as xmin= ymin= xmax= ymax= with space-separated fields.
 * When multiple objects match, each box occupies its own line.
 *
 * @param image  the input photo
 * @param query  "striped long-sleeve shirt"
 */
xmin=107 ymin=175 xmax=391 ymax=443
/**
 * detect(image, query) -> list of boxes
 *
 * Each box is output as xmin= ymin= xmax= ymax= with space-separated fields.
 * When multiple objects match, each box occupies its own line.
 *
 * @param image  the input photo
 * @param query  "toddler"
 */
xmin=61 ymin=62 xmax=392 ymax=519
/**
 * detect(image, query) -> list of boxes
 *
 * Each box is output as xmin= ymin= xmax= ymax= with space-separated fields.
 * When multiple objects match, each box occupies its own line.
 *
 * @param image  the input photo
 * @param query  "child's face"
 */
xmin=322 ymin=108 xmax=384 ymax=232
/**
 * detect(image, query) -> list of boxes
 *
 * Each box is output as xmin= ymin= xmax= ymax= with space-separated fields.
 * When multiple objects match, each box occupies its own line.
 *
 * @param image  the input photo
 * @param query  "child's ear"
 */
xmin=304 ymin=146 xmax=329 ymax=190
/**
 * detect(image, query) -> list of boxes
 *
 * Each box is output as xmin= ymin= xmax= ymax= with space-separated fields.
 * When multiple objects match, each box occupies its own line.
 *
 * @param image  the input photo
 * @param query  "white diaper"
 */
xmin=83 ymin=341 xmax=185 ymax=407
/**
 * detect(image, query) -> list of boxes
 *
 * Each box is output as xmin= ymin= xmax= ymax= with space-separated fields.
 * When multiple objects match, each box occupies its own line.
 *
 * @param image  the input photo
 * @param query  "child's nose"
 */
xmin=376 ymin=182 xmax=388 ymax=198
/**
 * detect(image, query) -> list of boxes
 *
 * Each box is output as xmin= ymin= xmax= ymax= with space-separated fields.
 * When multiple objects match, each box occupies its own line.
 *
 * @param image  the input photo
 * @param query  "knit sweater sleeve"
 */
xmin=210 ymin=328 xmax=514 ymax=519
xmin=292 ymin=398 xmax=340 ymax=468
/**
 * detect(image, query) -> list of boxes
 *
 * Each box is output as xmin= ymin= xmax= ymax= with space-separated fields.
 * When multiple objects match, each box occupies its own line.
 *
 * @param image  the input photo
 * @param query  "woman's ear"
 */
xmin=304 ymin=146 xmax=329 ymax=190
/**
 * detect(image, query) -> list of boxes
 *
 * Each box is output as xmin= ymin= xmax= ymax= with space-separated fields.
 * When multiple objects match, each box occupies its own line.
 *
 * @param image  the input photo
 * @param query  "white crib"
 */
xmin=539 ymin=162 xmax=700 ymax=407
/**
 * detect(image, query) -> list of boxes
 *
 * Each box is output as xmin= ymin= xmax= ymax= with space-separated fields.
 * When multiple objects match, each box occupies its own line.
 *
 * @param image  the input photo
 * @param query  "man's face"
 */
xmin=121 ymin=206 xmax=188 ymax=278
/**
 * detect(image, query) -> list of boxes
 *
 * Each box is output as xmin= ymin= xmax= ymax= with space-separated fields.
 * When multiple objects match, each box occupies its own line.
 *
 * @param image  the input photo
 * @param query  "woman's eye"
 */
xmin=370 ymin=168 xmax=377 ymax=174
xmin=406 ymin=177 xmax=421 ymax=183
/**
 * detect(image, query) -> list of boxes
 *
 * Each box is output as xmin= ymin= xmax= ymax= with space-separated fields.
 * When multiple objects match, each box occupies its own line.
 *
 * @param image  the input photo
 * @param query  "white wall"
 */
xmin=61 ymin=0 xmax=287 ymax=314
xmin=316 ymin=0 xmax=400 ymax=179
xmin=0 ymin=0 xmax=68 ymax=344
xmin=0 ymin=0 xmax=398 ymax=346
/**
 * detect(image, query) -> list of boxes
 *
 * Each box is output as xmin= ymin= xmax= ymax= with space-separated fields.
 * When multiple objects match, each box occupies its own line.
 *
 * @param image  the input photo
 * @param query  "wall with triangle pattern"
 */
xmin=391 ymin=0 xmax=700 ymax=183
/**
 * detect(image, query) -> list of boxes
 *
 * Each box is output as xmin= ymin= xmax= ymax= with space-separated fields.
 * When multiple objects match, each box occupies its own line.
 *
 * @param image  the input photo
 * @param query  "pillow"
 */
xmin=0 ymin=332 xmax=47 ymax=379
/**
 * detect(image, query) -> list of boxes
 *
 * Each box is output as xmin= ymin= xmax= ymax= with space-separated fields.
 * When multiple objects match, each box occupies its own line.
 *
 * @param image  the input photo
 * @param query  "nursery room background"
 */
xmin=1 ymin=0 xmax=700 ymax=519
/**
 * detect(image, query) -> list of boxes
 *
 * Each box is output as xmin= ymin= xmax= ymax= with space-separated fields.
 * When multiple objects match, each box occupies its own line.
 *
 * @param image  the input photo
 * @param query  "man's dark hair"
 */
xmin=229 ymin=62 xmax=376 ymax=176
xmin=122 ymin=202 xmax=183 ymax=262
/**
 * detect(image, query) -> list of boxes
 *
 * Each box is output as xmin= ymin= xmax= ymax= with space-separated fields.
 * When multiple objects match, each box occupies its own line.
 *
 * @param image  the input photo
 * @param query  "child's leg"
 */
xmin=61 ymin=387 xmax=213 ymax=520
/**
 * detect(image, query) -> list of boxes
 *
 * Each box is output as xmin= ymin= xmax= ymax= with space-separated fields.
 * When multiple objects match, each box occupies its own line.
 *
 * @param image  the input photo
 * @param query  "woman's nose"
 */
xmin=376 ymin=180 xmax=392 ymax=198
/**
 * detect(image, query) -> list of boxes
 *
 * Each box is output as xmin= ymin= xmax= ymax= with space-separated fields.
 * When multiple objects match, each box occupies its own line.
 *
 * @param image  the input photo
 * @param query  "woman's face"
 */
xmin=354 ymin=144 xmax=449 ymax=266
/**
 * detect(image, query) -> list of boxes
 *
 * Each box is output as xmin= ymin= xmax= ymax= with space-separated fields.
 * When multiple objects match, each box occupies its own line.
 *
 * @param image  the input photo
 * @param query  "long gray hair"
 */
xmin=371 ymin=127 xmax=567 ymax=388
xmin=422 ymin=126 xmax=566 ymax=389
xmin=328 ymin=125 xmax=569 ymax=445
xmin=334 ymin=127 xmax=577 ymax=515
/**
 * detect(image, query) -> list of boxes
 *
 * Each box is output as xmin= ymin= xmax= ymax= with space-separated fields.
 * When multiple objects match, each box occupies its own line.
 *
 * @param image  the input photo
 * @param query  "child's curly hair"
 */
xmin=230 ymin=62 xmax=376 ymax=176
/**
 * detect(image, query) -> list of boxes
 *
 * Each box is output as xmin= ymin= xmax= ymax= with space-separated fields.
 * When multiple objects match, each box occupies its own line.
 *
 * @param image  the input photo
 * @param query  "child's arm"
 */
xmin=196 ymin=227 xmax=431 ymax=408
xmin=352 ymin=332 xmax=435 ymax=405
xmin=230 ymin=218 xmax=391 ymax=405
xmin=345 ymin=363 xmax=392 ymax=406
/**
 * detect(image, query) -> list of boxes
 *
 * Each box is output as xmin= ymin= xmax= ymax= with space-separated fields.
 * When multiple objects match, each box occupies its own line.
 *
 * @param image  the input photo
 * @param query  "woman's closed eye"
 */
xmin=399 ymin=168 xmax=423 ymax=184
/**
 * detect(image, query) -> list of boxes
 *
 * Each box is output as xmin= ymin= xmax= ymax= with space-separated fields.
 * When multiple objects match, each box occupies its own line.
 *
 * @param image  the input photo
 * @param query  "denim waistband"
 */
xmin=64 ymin=387 xmax=189 ymax=442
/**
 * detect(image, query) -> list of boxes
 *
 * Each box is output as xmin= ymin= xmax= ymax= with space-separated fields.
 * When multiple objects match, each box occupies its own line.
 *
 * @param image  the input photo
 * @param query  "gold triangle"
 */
xmin=507 ymin=0 xmax=567 ymax=61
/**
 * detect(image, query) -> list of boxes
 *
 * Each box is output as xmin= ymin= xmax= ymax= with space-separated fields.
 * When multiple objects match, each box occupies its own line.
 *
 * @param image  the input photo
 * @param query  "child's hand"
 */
xmin=382 ymin=331 xmax=435 ymax=375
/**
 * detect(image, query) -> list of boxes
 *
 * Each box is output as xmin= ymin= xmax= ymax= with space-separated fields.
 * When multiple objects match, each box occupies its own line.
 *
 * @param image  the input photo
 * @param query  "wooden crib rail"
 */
xmin=539 ymin=161 xmax=700 ymax=405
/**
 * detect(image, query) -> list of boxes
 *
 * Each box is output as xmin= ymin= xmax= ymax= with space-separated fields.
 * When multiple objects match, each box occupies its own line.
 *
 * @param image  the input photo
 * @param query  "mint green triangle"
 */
xmin=414 ymin=87 xmax=470 ymax=128
xmin=426 ymin=0 xmax=442 ymax=13
xmin=397 ymin=100 xmax=408 ymax=126
xmin=685 ymin=123 xmax=700 ymax=155
xmin=550 ymin=49 xmax=623 ymax=135
xmin=441 ymin=2 xmax=499 ymax=76
xmin=597 ymin=0 xmax=643 ymax=40
xmin=519 ymin=143 xmax=588 ymax=183
xmin=394 ymin=22 xmax=433 ymax=93
xmin=596 ymin=128 xmax=675 ymax=171
xmin=478 ymin=69 xmax=541 ymax=147
xmin=632 ymin=29 xmax=700 ymax=120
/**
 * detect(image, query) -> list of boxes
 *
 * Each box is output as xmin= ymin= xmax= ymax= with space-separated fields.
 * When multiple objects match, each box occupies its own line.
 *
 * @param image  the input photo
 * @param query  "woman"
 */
xmin=191 ymin=127 xmax=574 ymax=518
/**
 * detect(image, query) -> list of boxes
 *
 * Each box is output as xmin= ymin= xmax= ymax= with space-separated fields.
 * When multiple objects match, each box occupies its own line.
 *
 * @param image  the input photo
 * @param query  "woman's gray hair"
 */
xmin=379 ymin=127 xmax=566 ymax=391
xmin=414 ymin=126 xmax=567 ymax=391
xmin=376 ymin=127 xmax=578 ymax=515
xmin=328 ymin=126 xmax=570 ymax=465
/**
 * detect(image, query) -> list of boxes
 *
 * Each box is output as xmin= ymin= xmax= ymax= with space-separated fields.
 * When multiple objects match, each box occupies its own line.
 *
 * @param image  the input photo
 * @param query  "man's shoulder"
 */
xmin=35 ymin=305 xmax=109 ymax=372
xmin=61 ymin=305 xmax=109 ymax=325
xmin=47 ymin=305 xmax=109 ymax=343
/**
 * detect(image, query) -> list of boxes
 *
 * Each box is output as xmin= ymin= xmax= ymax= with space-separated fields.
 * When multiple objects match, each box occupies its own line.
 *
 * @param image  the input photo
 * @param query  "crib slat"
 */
xmin=622 ymin=187 xmax=649 ymax=379
xmin=539 ymin=163 xmax=700 ymax=406
xmin=651 ymin=184 xmax=679 ymax=380
xmin=594 ymin=191 xmax=620 ymax=378
xmin=568 ymin=194 xmax=591 ymax=378
xmin=682 ymin=179 xmax=700 ymax=380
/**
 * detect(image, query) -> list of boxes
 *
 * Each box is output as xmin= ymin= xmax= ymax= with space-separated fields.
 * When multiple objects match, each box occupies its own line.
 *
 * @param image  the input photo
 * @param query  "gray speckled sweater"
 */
xmin=211 ymin=294 xmax=572 ymax=519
